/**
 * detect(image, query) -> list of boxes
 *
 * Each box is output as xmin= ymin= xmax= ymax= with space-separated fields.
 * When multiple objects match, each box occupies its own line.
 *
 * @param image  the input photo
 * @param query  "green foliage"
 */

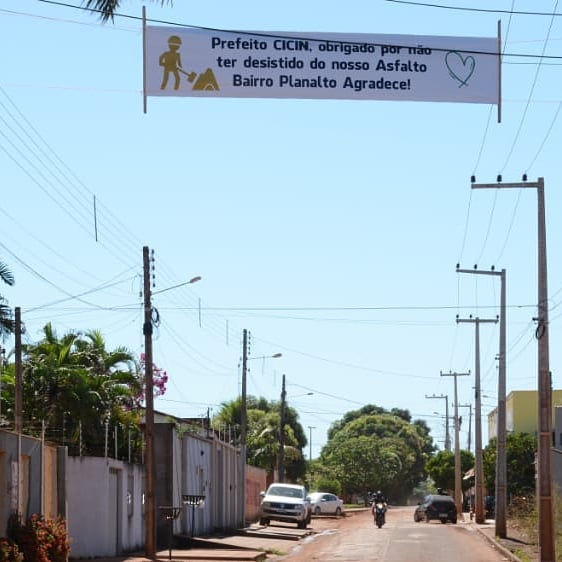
xmin=0 ymin=539 xmax=23 ymax=562
xmin=0 ymin=258 xmax=15 ymax=338
xmin=2 ymin=323 xmax=143 ymax=457
xmin=425 ymin=449 xmax=474 ymax=492
xmin=13 ymin=515 xmax=70 ymax=562
xmin=312 ymin=477 xmax=342 ymax=496
xmin=84 ymin=1 xmax=172 ymax=22
xmin=482 ymin=432 xmax=536 ymax=496
xmin=215 ymin=395 xmax=308 ymax=481
xmin=320 ymin=407 xmax=435 ymax=502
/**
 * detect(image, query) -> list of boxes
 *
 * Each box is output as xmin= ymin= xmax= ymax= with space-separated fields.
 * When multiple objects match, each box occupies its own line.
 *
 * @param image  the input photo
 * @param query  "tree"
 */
xmin=425 ymin=449 xmax=474 ymax=492
xmin=11 ymin=323 xmax=143 ymax=455
xmin=0 ymin=259 xmax=15 ymax=338
xmin=214 ymin=395 xmax=308 ymax=481
xmin=483 ymin=432 xmax=537 ymax=497
xmin=321 ymin=408 xmax=435 ymax=502
xmin=322 ymin=434 xmax=402 ymax=499
xmin=84 ymin=0 xmax=172 ymax=22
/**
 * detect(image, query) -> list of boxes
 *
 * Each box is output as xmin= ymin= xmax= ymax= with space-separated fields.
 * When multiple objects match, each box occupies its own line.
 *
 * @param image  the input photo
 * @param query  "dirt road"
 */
xmin=269 ymin=507 xmax=519 ymax=561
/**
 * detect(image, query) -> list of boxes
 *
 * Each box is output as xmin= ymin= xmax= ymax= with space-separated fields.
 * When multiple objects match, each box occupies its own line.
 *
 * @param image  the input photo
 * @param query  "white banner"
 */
xmin=144 ymin=27 xmax=500 ymax=104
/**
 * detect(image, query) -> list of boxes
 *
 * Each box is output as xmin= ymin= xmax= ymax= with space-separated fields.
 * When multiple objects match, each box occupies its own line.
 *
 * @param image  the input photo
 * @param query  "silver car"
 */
xmin=308 ymin=492 xmax=345 ymax=516
xmin=259 ymin=483 xmax=312 ymax=529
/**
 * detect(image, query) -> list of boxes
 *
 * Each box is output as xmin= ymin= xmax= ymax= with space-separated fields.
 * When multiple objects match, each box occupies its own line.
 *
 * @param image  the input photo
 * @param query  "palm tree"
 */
xmin=21 ymin=323 xmax=142 ymax=454
xmin=84 ymin=0 xmax=172 ymax=22
xmin=0 ymin=260 xmax=15 ymax=338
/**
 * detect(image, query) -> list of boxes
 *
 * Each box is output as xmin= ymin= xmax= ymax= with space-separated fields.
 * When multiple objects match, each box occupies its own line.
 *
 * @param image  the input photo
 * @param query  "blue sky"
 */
xmin=1 ymin=0 xmax=562 ymax=458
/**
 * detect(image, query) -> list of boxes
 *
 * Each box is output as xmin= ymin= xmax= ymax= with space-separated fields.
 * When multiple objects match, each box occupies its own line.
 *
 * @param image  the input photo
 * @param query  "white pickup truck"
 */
xmin=259 ymin=483 xmax=312 ymax=529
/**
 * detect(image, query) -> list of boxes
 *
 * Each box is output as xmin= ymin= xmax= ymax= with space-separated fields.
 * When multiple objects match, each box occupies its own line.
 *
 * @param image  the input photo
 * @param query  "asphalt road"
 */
xmin=271 ymin=506 xmax=513 ymax=562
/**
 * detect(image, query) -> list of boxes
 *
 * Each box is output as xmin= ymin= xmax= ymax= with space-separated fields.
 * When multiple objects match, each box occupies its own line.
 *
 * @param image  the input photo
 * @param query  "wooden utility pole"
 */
xmin=441 ymin=371 xmax=470 ymax=518
xmin=471 ymin=177 xmax=552 ymax=558
xmin=0 ymin=346 xmax=5 ymax=422
xmin=14 ymin=307 xmax=22 ymax=434
xmin=457 ymin=265 xmax=507 ymax=537
xmin=457 ymin=316 xmax=497 ymax=524
xmin=143 ymin=246 xmax=155 ymax=558
xmin=240 ymin=329 xmax=248 ymax=527
xmin=278 ymin=374 xmax=286 ymax=482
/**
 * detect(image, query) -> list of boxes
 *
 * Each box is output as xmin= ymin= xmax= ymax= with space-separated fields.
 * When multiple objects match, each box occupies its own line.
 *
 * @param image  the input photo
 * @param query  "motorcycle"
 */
xmin=373 ymin=502 xmax=386 ymax=528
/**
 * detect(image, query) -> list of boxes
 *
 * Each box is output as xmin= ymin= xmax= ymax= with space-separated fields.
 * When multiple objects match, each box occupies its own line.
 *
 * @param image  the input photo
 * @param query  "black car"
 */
xmin=414 ymin=494 xmax=457 ymax=524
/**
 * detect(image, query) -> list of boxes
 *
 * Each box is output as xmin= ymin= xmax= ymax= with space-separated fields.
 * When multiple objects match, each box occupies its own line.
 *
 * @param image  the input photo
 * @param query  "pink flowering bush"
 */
xmin=15 ymin=514 xmax=70 ymax=562
xmin=139 ymin=353 xmax=169 ymax=399
xmin=0 ymin=539 xmax=23 ymax=562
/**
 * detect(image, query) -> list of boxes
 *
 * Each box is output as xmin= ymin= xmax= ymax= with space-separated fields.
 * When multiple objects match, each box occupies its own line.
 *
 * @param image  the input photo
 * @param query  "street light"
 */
xmin=308 ymin=426 xmax=316 ymax=461
xmin=426 ymin=394 xmax=450 ymax=451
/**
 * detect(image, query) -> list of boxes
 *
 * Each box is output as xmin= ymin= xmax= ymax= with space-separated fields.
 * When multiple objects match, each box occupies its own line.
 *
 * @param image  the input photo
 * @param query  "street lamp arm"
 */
xmin=248 ymin=353 xmax=282 ymax=361
xmin=152 ymin=276 xmax=202 ymax=295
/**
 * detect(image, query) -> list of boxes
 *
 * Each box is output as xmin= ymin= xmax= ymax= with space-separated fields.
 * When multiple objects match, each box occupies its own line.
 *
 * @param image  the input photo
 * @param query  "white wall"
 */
xmin=66 ymin=456 xmax=144 ymax=558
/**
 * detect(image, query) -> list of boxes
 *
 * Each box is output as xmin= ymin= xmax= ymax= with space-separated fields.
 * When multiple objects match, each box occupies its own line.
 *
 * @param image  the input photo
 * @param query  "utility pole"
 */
xmin=0 ymin=345 xmax=5 ymax=423
xmin=14 ymin=307 xmax=22 ymax=517
xmin=142 ymin=246 xmax=155 ymax=558
xmin=240 ymin=329 xmax=248 ymax=527
xmin=278 ymin=374 xmax=286 ymax=483
xmin=472 ymin=176 xmax=552 ymax=560
xmin=457 ymin=264 xmax=507 ymax=538
xmin=457 ymin=315 xmax=497 ymax=524
xmin=426 ymin=394 xmax=450 ymax=451
xmin=441 ymin=371 xmax=470 ymax=519
xmin=458 ymin=403 xmax=472 ymax=452
xmin=14 ymin=307 xmax=22 ymax=434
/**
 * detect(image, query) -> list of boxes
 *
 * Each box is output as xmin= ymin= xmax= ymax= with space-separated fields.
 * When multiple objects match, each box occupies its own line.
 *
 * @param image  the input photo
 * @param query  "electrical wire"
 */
xmin=499 ymin=1 xmax=560 ymax=174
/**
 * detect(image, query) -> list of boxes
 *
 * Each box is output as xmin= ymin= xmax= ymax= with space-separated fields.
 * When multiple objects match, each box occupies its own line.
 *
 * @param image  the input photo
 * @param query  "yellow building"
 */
xmin=488 ymin=389 xmax=562 ymax=441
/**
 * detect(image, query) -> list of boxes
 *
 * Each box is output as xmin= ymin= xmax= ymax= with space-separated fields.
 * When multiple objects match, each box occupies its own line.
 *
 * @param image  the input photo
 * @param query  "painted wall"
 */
xmin=2 ymin=419 xmax=267 ymax=557
xmin=66 ymin=456 xmax=144 ymax=558
xmin=0 ymin=429 xmax=62 ymax=538
xmin=488 ymin=389 xmax=562 ymax=440
xmin=246 ymin=464 xmax=267 ymax=522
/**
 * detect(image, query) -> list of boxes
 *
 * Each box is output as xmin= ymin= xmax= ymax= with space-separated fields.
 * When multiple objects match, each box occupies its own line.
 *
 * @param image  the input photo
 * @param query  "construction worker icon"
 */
xmin=159 ymin=35 xmax=220 ymax=92
xmin=160 ymin=35 xmax=192 ymax=90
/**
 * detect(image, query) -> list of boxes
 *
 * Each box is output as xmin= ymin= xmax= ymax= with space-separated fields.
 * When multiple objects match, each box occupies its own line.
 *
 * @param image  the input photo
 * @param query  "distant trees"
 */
xmin=319 ymin=405 xmax=435 ymax=502
xmin=214 ymin=395 xmax=307 ymax=481
xmin=425 ymin=449 xmax=475 ymax=493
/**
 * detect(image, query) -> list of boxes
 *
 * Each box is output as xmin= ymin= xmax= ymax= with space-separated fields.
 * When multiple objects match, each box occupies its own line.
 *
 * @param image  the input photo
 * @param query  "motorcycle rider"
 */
xmin=371 ymin=490 xmax=388 ymax=524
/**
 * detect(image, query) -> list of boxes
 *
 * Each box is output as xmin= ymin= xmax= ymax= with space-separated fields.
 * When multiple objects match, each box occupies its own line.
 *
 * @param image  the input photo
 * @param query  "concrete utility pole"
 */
xmin=426 ymin=394 xmax=450 ymax=451
xmin=457 ymin=316 xmax=497 ymax=524
xmin=457 ymin=264 xmax=507 ymax=538
xmin=142 ymin=247 xmax=156 ymax=558
xmin=278 ymin=374 xmax=286 ymax=482
xmin=441 ymin=371 xmax=470 ymax=518
xmin=472 ymin=177 xmax=553 ymax=560
xmin=458 ymin=403 xmax=473 ymax=452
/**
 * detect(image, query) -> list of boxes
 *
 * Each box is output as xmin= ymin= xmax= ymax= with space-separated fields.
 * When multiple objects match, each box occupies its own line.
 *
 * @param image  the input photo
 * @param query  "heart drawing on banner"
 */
xmin=445 ymin=51 xmax=476 ymax=87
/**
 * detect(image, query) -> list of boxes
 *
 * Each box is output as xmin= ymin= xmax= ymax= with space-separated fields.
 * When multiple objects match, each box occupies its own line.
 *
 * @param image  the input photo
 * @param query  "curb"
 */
xmin=473 ymin=525 xmax=524 ymax=562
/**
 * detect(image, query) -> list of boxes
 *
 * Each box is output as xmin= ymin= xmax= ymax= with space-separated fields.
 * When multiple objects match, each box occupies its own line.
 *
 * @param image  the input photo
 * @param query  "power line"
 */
xmin=384 ymin=0 xmax=562 ymax=17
